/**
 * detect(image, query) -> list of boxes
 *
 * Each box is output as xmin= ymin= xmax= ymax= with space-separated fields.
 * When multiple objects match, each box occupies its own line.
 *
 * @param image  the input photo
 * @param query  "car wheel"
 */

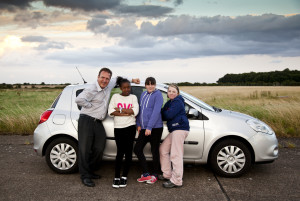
xmin=45 ymin=137 xmax=78 ymax=174
xmin=209 ymin=139 xmax=252 ymax=177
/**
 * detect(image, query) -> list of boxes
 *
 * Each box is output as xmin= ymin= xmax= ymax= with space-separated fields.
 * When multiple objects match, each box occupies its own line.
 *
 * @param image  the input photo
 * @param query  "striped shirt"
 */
xmin=75 ymin=78 xmax=118 ymax=120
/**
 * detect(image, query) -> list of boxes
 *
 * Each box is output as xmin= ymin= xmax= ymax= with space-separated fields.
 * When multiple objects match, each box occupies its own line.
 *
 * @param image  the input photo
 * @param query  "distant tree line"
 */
xmin=166 ymin=82 xmax=218 ymax=86
xmin=168 ymin=68 xmax=299 ymax=86
xmin=217 ymin=68 xmax=300 ymax=86
xmin=0 ymin=82 xmax=71 ymax=89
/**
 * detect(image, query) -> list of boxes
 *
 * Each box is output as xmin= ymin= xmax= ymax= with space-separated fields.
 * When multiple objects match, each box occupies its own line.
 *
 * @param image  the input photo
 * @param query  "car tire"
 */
xmin=209 ymin=139 xmax=252 ymax=177
xmin=45 ymin=137 xmax=78 ymax=174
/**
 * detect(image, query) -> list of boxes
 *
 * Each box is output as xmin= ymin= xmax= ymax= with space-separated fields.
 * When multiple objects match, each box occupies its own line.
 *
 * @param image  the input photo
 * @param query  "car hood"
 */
xmin=220 ymin=109 xmax=256 ymax=121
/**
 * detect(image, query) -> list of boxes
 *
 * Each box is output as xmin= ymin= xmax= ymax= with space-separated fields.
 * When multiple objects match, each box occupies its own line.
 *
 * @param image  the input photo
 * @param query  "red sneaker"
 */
xmin=137 ymin=174 xmax=152 ymax=182
xmin=146 ymin=176 xmax=158 ymax=184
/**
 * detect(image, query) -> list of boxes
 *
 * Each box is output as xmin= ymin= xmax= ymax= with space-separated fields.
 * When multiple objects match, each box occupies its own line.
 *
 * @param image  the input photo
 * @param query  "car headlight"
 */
xmin=246 ymin=119 xmax=274 ymax=135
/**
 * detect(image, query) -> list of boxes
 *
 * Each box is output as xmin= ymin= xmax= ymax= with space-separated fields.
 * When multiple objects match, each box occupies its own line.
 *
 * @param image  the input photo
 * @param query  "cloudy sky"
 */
xmin=0 ymin=0 xmax=299 ymax=84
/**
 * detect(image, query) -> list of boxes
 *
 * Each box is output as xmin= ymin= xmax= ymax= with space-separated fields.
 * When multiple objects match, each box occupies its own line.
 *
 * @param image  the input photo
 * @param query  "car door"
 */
xmin=182 ymin=102 xmax=206 ymax=160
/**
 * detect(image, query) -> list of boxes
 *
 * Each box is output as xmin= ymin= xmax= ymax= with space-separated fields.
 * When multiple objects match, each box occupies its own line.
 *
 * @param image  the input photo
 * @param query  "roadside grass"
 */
xmin=0 ymin=89 xmax=61 ymax=135
xmin=0 ymin=86 xmax=299 ymax=137
xmin=181 ymin=86 xmax=300 ymax=137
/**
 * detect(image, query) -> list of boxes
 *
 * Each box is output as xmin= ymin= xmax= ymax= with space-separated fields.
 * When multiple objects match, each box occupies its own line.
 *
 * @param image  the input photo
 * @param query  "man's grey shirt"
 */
xmin=75 ymin=78 xmax=117 ymax=120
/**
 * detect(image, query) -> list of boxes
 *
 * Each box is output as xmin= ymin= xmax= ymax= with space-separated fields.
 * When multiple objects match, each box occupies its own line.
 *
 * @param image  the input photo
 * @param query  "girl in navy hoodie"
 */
xmin=159 ymin=84 xmax=189 ymax=188
xmin=134 ymin=77 xmax=164 ymax=184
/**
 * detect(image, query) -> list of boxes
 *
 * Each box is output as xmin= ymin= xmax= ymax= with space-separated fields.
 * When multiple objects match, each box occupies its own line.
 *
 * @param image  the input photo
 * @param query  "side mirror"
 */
xmin=188 ymin=108 xmax=199 ymax=118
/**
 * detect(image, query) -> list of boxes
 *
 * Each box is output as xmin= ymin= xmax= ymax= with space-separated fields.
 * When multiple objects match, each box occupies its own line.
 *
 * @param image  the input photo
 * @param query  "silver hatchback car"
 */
xmin=33 ymin=83 xmax=278 ymax=177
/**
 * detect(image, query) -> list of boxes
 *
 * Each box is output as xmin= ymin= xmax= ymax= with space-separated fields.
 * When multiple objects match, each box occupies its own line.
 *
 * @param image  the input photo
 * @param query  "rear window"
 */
xmin=75 ymin=89 xmax=84 ymax=110
xmin=50 ymin=93 xmax=62 ymax=108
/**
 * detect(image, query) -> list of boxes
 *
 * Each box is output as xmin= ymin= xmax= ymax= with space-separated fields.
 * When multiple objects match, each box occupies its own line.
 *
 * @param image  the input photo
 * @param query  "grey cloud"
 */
xmin=0 ymin=0 xmax=35 ymax=12
xmin=36 ymin=41 xmax=72 ymax=50
xmin=163 ymin=0 xmax=184 ymax=6
xmin=21 ymin=36 xmax=48 ymax=42
xmin=119 ymin=36 xmax=156 ymax=48
xmin=114 ymin=4 xmax=174 ymax=17
xmin=88 ymin=14 xmax=300 ymax=49
xmin=86 ymin=15 xmax=108 ymax=33
xmin=45 ymin=37 xmax=243 ymax=65
xmin=87 ymin=18 xmax=141 ymax=40
xmin=45 ymin=33 xmax=299 ymax=66
xmin=47 ymin=14 xmax=300 ymax=65
xmin=21 ymin=35 xmax=72 ymax=50
xmin=0 ymin=0 xmax=120 ymax=13
xmin=2 ymin=0 xmax=174 ymax=21
xmin=174 ymin=0 xmax=183 ymax=6
xmin=14 ymin=11 xmax=47 ymax=28
xmin=43 ymin=0 xmax=121 ymax=11
xmin=140 ymin=14 xmax=300 ymax=37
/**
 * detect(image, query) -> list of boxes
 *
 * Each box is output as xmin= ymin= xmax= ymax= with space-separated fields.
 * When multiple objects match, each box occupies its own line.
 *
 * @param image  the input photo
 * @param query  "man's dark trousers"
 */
xmin=78 ymin=114 xmax=106 ymax=180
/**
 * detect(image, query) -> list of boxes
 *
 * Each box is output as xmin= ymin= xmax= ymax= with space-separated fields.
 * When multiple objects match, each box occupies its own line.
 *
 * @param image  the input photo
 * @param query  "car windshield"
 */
xmin=180 ymin=91 xmax=215 ymax=112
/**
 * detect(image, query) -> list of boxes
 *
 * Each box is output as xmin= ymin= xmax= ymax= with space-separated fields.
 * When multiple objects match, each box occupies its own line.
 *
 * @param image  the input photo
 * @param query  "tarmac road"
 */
xmin=0 ymin=135 xmax=299 ymax=201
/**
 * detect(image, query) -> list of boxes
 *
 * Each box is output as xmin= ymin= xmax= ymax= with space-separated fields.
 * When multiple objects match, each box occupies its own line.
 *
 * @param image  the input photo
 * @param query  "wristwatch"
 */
xmin=119 ymin=106 xmax=122 ymax=113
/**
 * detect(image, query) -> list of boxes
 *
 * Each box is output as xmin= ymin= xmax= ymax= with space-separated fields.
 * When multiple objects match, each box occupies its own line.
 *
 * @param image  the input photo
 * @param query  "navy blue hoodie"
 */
xmin=162 ymin=95 xmax=190 ymax=133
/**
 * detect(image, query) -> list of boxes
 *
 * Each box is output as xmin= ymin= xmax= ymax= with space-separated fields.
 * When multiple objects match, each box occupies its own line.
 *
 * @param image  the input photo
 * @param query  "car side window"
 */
xmin=130 ymin=86 xmax=168 ymax=107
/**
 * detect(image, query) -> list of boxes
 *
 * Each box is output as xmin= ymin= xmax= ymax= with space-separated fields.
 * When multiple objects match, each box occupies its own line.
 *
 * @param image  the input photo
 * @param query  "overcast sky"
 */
xmin=0 ymin=0 xmax=299 ymax=84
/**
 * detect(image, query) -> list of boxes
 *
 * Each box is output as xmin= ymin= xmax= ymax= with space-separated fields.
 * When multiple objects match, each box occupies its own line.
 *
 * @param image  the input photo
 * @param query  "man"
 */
xmin=75 ymin=67 xmax=140 ymax=187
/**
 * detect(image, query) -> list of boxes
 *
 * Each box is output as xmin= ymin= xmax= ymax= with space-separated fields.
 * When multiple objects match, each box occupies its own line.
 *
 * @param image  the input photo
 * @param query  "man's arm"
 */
xmin=75 ymin=88 xmax=94 ymax=108
xmin=131 ymin=78 xmax=140 ymax=84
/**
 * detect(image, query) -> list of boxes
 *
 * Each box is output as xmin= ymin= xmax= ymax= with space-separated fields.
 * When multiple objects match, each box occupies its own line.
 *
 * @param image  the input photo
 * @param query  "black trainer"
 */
xmin=163 ymin=180 xmax=183 ymax=188
xmin=158 ymin=175 xmax=168 ymax=181
xmin=119 ymin=177 xmax=127 ymax=187
xmin=112 ymin=178 xmax=120 ymax=188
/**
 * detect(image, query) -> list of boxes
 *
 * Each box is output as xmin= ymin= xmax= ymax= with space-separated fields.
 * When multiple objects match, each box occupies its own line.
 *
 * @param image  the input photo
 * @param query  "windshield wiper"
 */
xmin=213 ymin=106 xmax=222 ymax=112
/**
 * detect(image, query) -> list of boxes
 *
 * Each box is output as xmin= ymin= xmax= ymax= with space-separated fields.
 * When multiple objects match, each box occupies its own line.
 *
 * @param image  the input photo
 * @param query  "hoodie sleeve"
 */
xmin=162 ymin=99 xmax=183 ymax=120
xmin=136 ymin=91 xmax=145 ymax=127
xmin=146 ymin=91 xmax=163 ymax=131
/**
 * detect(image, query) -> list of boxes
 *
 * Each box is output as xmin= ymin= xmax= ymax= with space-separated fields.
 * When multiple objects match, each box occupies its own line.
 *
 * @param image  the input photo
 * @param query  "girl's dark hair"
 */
xmin=116 ymin=77 xmax=130 ymax=87
xmin=145 ymin=77 xmax=156 ymax=85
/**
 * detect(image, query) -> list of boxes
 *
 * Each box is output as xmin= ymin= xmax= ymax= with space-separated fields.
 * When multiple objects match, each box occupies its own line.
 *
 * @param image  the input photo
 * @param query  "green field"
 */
xmin=0 ymin=86 xmax=299 ymax=137
xmin=0 ymin=89 xmax=61 ymax=135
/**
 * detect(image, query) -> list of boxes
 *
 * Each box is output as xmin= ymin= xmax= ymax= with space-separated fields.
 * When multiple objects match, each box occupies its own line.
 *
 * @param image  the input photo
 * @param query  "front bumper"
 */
xmin=249 ymin=132 xmax=279 ymax=162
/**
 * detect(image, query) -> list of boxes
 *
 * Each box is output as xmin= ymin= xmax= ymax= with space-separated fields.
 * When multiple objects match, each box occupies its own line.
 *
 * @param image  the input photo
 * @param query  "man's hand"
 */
xmin=137 ymin=126 xmax=141 ymax=134
xmin=132 ymin=78 xmax=140 ymax=84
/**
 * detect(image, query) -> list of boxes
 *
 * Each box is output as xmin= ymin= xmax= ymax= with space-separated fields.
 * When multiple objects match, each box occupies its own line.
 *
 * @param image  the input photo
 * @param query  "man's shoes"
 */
xmin=91 ymin=173 xmax=101 ymax=179
xmin=162 ymin=180 xmax=182 ymax=188
xmin=82 ymin=178 xmax=95 ymax=187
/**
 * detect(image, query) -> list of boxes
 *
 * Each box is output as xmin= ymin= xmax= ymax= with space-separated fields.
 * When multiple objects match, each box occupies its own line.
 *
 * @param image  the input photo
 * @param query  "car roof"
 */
xmin=67 ymin=82 xmax=169 ymax=90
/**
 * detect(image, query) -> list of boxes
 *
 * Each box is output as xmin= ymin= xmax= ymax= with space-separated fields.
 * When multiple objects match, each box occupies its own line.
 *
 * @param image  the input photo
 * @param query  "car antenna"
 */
xmin=76 ymin=66 xmax=87 ymax=84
